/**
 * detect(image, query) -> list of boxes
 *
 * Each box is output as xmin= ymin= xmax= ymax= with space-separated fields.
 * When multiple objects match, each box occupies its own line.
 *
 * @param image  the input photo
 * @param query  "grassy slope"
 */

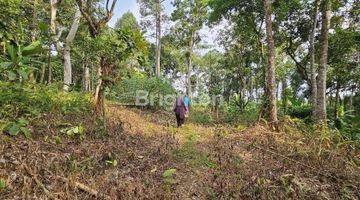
xmin=0 ymin=105 xmax=359 ymax=199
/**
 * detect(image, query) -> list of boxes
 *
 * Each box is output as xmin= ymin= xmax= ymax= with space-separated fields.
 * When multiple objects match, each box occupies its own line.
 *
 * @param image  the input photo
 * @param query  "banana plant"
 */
xmin=0 ymin=40 xmax=43 ymax=82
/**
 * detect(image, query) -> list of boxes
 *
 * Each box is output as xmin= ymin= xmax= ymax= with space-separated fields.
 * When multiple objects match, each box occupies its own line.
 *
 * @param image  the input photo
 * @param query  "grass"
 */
xmin=1 ymin=97 xmax=359 ymax=199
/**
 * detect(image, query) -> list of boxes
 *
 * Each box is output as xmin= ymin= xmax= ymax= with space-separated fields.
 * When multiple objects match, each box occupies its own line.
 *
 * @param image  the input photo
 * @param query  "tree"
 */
xmin=76 ymin=0 xmax=118 ymax=115
xmin=138 ymin=0 xmax=165 ymax=77
xmin=171 ymin=0 xmax=208 ymax=98
xmin=49 ymin=0 xmax=62 ymax=84
xmin=309 ymin=0 xmax=320 ymax=117
xmin=264 ymin=0 xmax=278 ymax=125
xmin=315 ymin=0 xmax=331 ymax=122
xmin=114 ymin=11 xmax=141 ymax=31
xmin=63 ymin=7 xmax=81 ymax=91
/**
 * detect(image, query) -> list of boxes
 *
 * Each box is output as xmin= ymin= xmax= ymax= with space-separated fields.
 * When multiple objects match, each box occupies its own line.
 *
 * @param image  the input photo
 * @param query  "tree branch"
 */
xmin=286 ymin=38 xmax=310 ymax=82
xmin=76 ymin=0 xmax=98 ymax=36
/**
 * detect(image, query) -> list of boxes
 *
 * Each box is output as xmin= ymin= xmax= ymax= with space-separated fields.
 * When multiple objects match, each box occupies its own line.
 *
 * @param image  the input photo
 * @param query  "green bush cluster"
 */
xmin=110 ymin=73 xmax=176 ymax=109
xmin=188 ymin=106 xmax=213 ymax=125
xmin=0 ymin=82 xmax=92 ymax=137
xmin=224 ymin=101 xmax=259 ymax=125
xmin=285 ymin=104 xmax=312 ymax=121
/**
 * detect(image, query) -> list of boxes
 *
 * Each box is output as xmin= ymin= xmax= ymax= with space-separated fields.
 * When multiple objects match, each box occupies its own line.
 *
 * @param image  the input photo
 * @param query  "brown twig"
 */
xmin=22 ymin=164 xmax=58 ymax=200
xmin=57 ymin=176 xmax=110 ymax=199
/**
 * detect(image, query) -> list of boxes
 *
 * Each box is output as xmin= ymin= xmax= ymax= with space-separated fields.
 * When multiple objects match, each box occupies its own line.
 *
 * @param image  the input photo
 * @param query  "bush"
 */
xmin=0 ymin=82 xmax=52 ymax=120
xmin=188 ymin=106 xmax=213 ymax=124
xmin=110 ymin=73 xmax=176 ymax=109
xmin=0 ymin=82 xmax=92 ymax=137
xmin=286 ymin=104 xmax=312 ymax=120
xmin=224 ymin=101 xmax=259 ymax=125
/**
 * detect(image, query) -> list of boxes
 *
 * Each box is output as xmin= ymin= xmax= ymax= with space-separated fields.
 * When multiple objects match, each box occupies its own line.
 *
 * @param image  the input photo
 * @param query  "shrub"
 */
xmin=224 ymin=101 xmax=259 ymax=125
xmin=110 ymin=73 xmax=176 ymax=109
xmin=286 ymin=104 xmax=312 ymax=120
xmin=0 ymin=81 xmax=92 ymax=137
xmin=189 ymin=106 xmax=213 ymax=124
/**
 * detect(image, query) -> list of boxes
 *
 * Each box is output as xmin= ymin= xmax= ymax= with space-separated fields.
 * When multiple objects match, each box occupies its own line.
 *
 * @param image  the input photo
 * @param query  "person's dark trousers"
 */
xmin=175 ymin=113 xmax=184 ymax=127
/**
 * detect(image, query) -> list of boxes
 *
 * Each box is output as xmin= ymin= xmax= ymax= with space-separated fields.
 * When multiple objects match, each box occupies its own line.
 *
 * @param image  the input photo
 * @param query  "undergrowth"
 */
xmin=0 ymin=82 xmax=92 ymax=139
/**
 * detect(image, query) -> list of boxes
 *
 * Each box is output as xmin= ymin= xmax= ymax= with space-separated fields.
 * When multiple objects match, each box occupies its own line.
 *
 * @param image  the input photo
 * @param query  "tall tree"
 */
xmin=49 ymin=0 xmax=62 ymax=84
xmin=114 ymin=11 xmax=141 ymax=31
xmin=63 ymin=7 xmax=81 ymax=91
xmin=264 ymin=0 xmax=278 ymax=125
xmin=138 ymin=0 xmax=164 ymax=77
xmin=315 ymin=0 xmax=331 ymax=122
xmin=309 ymin=0 xmax=320 ymax=117
xmin=76 ymin=0 xmax=117 ymax=115
xmin=171 ymin=0 xmax=208 ymax=98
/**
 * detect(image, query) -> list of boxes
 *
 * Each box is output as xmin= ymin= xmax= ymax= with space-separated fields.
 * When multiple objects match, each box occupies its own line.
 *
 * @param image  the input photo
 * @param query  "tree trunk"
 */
xmin=40 ymin=64 xmax=46 ymax=83
xmin=282 ymin=78 xmax=288 ymax=113
xmin=29 ymin=0 xmax=38 ymax=83
xmin=349 ymin=88 xmax=354 ymax=110
xmin=187 ymin=31 xmax=195 ymax=98
xmin=50 ymin=0 xmax=58 ymax=35
xmin=264 ymin=0 xmax=278 ymax=125
xmin=48 ymin=0 xmax=59 ymax=85
xmin=315 ymin=0 xmax=331 ymax=122
xmin=94 ymin=63 xmax=104 ymax=116
xmin=47 ymin=50 xmax=52 ymax=84
xmin=334 ymin=82 xmax=340 ymax=119
xmin=155 ymin=0 xmax=161 ymax=77
xmin=310 ymin=0 xmax=320 ymax=118
xmin=63 ymin=8 xmax=81 ymax=91
xmin=83 ymin=61 xmax=91 ymax=92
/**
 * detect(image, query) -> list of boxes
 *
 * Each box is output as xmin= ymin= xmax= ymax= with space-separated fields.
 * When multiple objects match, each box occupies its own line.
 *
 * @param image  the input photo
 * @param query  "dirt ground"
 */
xmin=0 ymin=106 xmax=359 ymax=199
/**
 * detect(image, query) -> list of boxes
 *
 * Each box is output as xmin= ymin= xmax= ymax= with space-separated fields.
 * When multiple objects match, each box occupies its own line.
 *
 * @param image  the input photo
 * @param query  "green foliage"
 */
xmin=286 ymin=104 xmax=312 ymax=121
xmin=0 ymin=178 xmax=5 ymax=190
xmin=0 ymin=82 xmax=52 ymax=121
xmin=333 ymin=111 xmax=360 ymax=141
xmin=61 ymin=125 xmax=85 ymax=140
xmin=189 ymin=106 xmax=213 ymax=124
xmin=1 ymin=118 xmax=31 ymax=138
xmin=224 ymin=101 xmax=259 ymax=124
xmin=115 ymin=11 xmax=141 ymax=31
xmin=111 ymin=73 xmax=176 ymax=109
xmin=162 ymin=168 xmax=177 ymax=184
xmin=0 ymin=40 xmax=44 ymax=82
xmin=105 ymin=153 xmax=118 ymax=167
xmin=0 ymin=82 xmax=91 ymax=137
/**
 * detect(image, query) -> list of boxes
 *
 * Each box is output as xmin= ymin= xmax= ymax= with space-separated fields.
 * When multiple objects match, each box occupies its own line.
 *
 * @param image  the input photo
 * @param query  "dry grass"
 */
xmin=0 ymin=106 xmax=359 ymax=199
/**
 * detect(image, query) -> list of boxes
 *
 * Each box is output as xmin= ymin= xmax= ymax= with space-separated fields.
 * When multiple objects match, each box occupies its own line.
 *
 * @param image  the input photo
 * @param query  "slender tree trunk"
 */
xmin=47 ymin=50 xmax=52 ymax=84
xmin=155 ymin=0 xmax=161 ymax=77
xmin=187 ymin=31 xmax=194 ymax=98
xmin=264 ymin=0 xmax=278 ymax=125
xmin=310 ymin=0 xmax=320 ymax=118
xmin=63 ymin=8 xmax=81 ymax=91
xmin=276 ymin=82 xmax=280 ymax=100
xmin=315 ymin=0 xmax=331 ymax=122
xmin=50 ymin=0 xmax=58 ymax=35
xmin=349 ymin=88 xmax=354 ymax=110
xmin=83 ymin=60 xmax=91 ymax=92
xmin=248 ymin=76 xmax=254 ymax=101
xmin=48 ymin=0 xmax=59 ymax=85
xmin=29 ymin=0 xmax=38 ymax=83
xmin=94 ymin=62 xmax=104 ymax=116
xmin=282 ymin=78 xmax=288 ymax=113
xmin=40 ymin=64 xmax=46 ymax=83
xmin=334 ymin=82 xmax=340 ymax=119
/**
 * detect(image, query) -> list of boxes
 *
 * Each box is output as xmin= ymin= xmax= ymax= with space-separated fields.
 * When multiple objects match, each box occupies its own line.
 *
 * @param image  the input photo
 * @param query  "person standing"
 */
xmin=183 ymin=95 xmax=190 ymax=117
xmin=173 ymin=95 xmax=187 ymax=127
